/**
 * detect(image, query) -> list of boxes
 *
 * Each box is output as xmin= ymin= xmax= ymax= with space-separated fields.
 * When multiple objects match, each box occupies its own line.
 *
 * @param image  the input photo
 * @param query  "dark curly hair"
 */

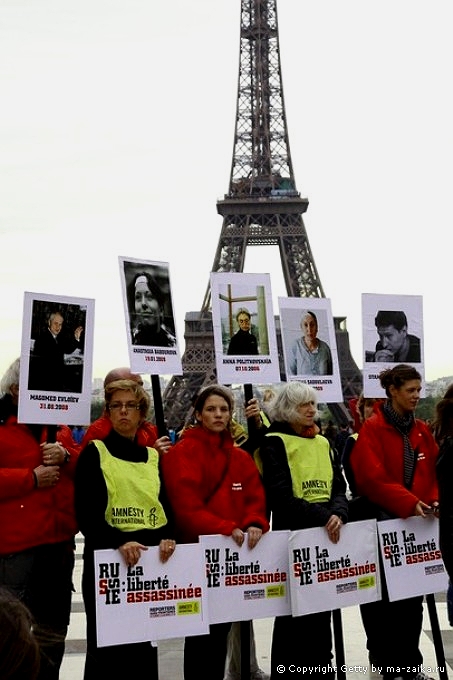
xmin=379 ymin=364 xmax=421 ymax=398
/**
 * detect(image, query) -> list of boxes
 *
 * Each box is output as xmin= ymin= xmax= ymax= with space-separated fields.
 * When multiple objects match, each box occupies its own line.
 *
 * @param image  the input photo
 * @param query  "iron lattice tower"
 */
xmin=163 ymin=0 xmax=362 ymax=429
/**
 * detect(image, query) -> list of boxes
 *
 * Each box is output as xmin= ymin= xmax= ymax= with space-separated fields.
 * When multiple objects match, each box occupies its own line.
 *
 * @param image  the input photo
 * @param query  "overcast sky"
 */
xmin=1 ymin=0 xmax=452 ymax=385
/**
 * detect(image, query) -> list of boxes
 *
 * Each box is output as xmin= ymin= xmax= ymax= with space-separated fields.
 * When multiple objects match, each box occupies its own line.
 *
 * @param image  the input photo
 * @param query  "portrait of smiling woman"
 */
xmin=126 ymin=270 xmax=176 ymax=348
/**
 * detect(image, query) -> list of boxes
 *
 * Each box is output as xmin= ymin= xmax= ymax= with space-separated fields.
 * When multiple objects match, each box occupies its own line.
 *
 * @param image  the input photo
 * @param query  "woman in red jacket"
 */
xmin=350 ymin=364 xmax=439 ymax=680
xmin=0 ymin=358 xmax=80 ymax=680
xmin=161 ymin=384 xmax=269 ymax=680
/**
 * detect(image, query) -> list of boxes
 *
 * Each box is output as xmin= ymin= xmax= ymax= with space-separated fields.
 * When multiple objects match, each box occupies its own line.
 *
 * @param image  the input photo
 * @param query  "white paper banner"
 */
xmin=288 ymin=520 xmax=381 ymax=616
xmin=377 ymin=516 xmax=448 ymax=601
xmin=94 ymin=543 xmax=209 ymax=647
xmin=200 ymin=532 xmax=291 ymax=624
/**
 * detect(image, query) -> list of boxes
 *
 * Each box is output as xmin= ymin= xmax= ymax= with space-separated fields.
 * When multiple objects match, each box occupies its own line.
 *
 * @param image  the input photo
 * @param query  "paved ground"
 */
xmin=60 ymin=536 xmax=453 ymax=680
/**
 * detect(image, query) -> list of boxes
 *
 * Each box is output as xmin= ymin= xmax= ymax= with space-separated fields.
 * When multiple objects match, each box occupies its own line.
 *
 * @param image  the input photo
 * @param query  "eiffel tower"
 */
xmin=163 ymin=0 xmax=362 ymax=430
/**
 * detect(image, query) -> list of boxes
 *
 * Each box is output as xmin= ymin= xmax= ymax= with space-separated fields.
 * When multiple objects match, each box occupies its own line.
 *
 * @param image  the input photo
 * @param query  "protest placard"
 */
xmin=94 ymin=543 xmax=208 ymax=647
xmin=288 ymin=520 xmax=381 ymax=616
xmin=200 ymin=532 xmax=291 ymax=624
xmin=377 ymin=516 xmax=447 ymax=601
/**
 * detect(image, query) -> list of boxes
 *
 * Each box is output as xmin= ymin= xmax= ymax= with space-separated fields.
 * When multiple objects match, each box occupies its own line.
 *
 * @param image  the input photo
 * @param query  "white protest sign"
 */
xmin=288 ymin=520 xmax=381 ymax=616
xmin=94 ymin=543 xmax=208 ymax=647
xmin=19 ymin=292 xmax=94 ymax=426
xmin=201 ymin=532 xmax=291 ymax=624
xmin=119 ymin=256 xmax=182 ymax=376
xmin=279 ymin=297 xmax=343 ymax=402
xmin=362 ymin=293 xmax=425 ymax=398
xmin=377 ymin=516 xmax=448 ymax=601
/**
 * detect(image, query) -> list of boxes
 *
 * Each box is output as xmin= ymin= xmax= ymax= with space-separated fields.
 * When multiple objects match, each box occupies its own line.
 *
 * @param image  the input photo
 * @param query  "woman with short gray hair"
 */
xmin=259 ymin=382 xmax=348 ymax=678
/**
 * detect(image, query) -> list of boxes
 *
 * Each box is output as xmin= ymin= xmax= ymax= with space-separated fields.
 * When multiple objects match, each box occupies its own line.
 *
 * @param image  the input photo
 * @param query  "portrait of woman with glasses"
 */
xmin=74 ymin=379 xmax=175 ymax=680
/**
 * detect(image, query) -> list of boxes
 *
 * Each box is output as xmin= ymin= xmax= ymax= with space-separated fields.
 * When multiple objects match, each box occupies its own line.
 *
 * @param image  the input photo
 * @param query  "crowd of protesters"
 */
xmin=1 ymin=357 xmax=453 ymax=680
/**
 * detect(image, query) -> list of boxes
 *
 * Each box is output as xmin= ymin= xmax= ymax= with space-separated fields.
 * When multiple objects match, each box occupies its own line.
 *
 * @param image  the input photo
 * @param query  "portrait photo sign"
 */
xmin=362 ymin=293 xmax=424 ymax=397
xmin=119 ymin=256 xmax=182 ymax=376
xmin=19 ymin=291 xmax=94 ymax=425
xmin=210 ymin=272 xmax=280 ymax=385
xmin=279 ymin=297 xmax=343 ymax=402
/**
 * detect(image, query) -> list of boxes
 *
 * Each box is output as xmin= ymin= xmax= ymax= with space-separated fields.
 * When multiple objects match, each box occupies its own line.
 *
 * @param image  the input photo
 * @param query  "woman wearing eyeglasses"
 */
xmin=74 ymin=379 xmax=175 ymax=680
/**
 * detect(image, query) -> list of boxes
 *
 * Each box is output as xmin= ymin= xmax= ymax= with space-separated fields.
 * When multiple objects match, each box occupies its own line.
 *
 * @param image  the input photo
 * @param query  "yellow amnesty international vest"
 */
xmin=94 ymin=440 xmax=167 ymax=532
xmin=265 ymin=433 xmax=333 ymax=503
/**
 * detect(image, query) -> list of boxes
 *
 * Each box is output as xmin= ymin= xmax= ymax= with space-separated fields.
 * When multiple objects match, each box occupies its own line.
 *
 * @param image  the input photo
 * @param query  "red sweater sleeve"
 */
xmin=161 ymin=441 xmax=236 ymax=541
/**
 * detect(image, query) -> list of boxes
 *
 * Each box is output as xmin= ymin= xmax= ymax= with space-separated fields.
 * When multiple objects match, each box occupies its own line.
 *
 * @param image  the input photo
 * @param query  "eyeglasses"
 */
xmin=109 ymin=402 xmax=140 ymax=412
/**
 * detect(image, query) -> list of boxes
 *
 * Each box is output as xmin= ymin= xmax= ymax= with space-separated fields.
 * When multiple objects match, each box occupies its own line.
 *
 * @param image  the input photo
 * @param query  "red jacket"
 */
xmin=350 ymin=405 xmax=438 ymax=518
xmin=0 ymin=415 xmax=79 ymax=554
xmin=81 ymin=414 xmax=158 ymax=449
xmin=161 ymin=426 xmax=269 ymax=544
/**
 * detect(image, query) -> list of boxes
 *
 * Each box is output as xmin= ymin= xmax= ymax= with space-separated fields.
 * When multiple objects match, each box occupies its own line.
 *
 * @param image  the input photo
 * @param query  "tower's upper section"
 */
xmin=227 ymin=0 xmax=297 ymax=200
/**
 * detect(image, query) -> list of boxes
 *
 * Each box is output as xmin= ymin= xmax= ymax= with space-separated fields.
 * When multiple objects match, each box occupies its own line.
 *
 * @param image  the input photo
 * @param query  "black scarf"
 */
xmin=383 ymin=400 xmax=416 ymax=488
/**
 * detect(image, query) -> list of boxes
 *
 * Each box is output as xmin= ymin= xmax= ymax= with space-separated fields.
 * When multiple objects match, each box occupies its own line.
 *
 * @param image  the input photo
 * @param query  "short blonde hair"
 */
xmin=105 ymin=379 xmax=150 ymax=418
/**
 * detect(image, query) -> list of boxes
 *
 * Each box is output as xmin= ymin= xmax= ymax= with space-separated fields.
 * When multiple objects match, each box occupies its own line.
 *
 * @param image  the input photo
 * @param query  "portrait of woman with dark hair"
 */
xmin=126 ymin=271 xmax=176 ymax=348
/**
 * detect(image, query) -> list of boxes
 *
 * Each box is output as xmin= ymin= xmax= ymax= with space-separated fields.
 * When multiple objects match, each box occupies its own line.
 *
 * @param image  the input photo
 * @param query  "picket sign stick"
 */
xmin=146 ymin=374 xmax=166 ymax=680
xmin=426 ymin=593 xmax=449 ymax=680
xmin=332 ymin=609 xmax=346 ymax=680
xmin=151 ymin=374 xmax=168 ymax=438
xmin=239 ymin=383 xmax=255 ymax=679
xmin=244 ymin=383 xmax=255 ymax=437
xmin=47 ymin=425 xmax=57 ymax=443
xmin=239 ymin=620 xmax=251 ymax=679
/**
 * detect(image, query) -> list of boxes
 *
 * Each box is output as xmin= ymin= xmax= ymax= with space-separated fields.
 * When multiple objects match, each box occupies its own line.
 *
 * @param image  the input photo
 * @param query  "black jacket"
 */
xmin=437 ymin=436 xmax=453 ymax=581
xmin=227 ymin=329 xmax=258 ymax=355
